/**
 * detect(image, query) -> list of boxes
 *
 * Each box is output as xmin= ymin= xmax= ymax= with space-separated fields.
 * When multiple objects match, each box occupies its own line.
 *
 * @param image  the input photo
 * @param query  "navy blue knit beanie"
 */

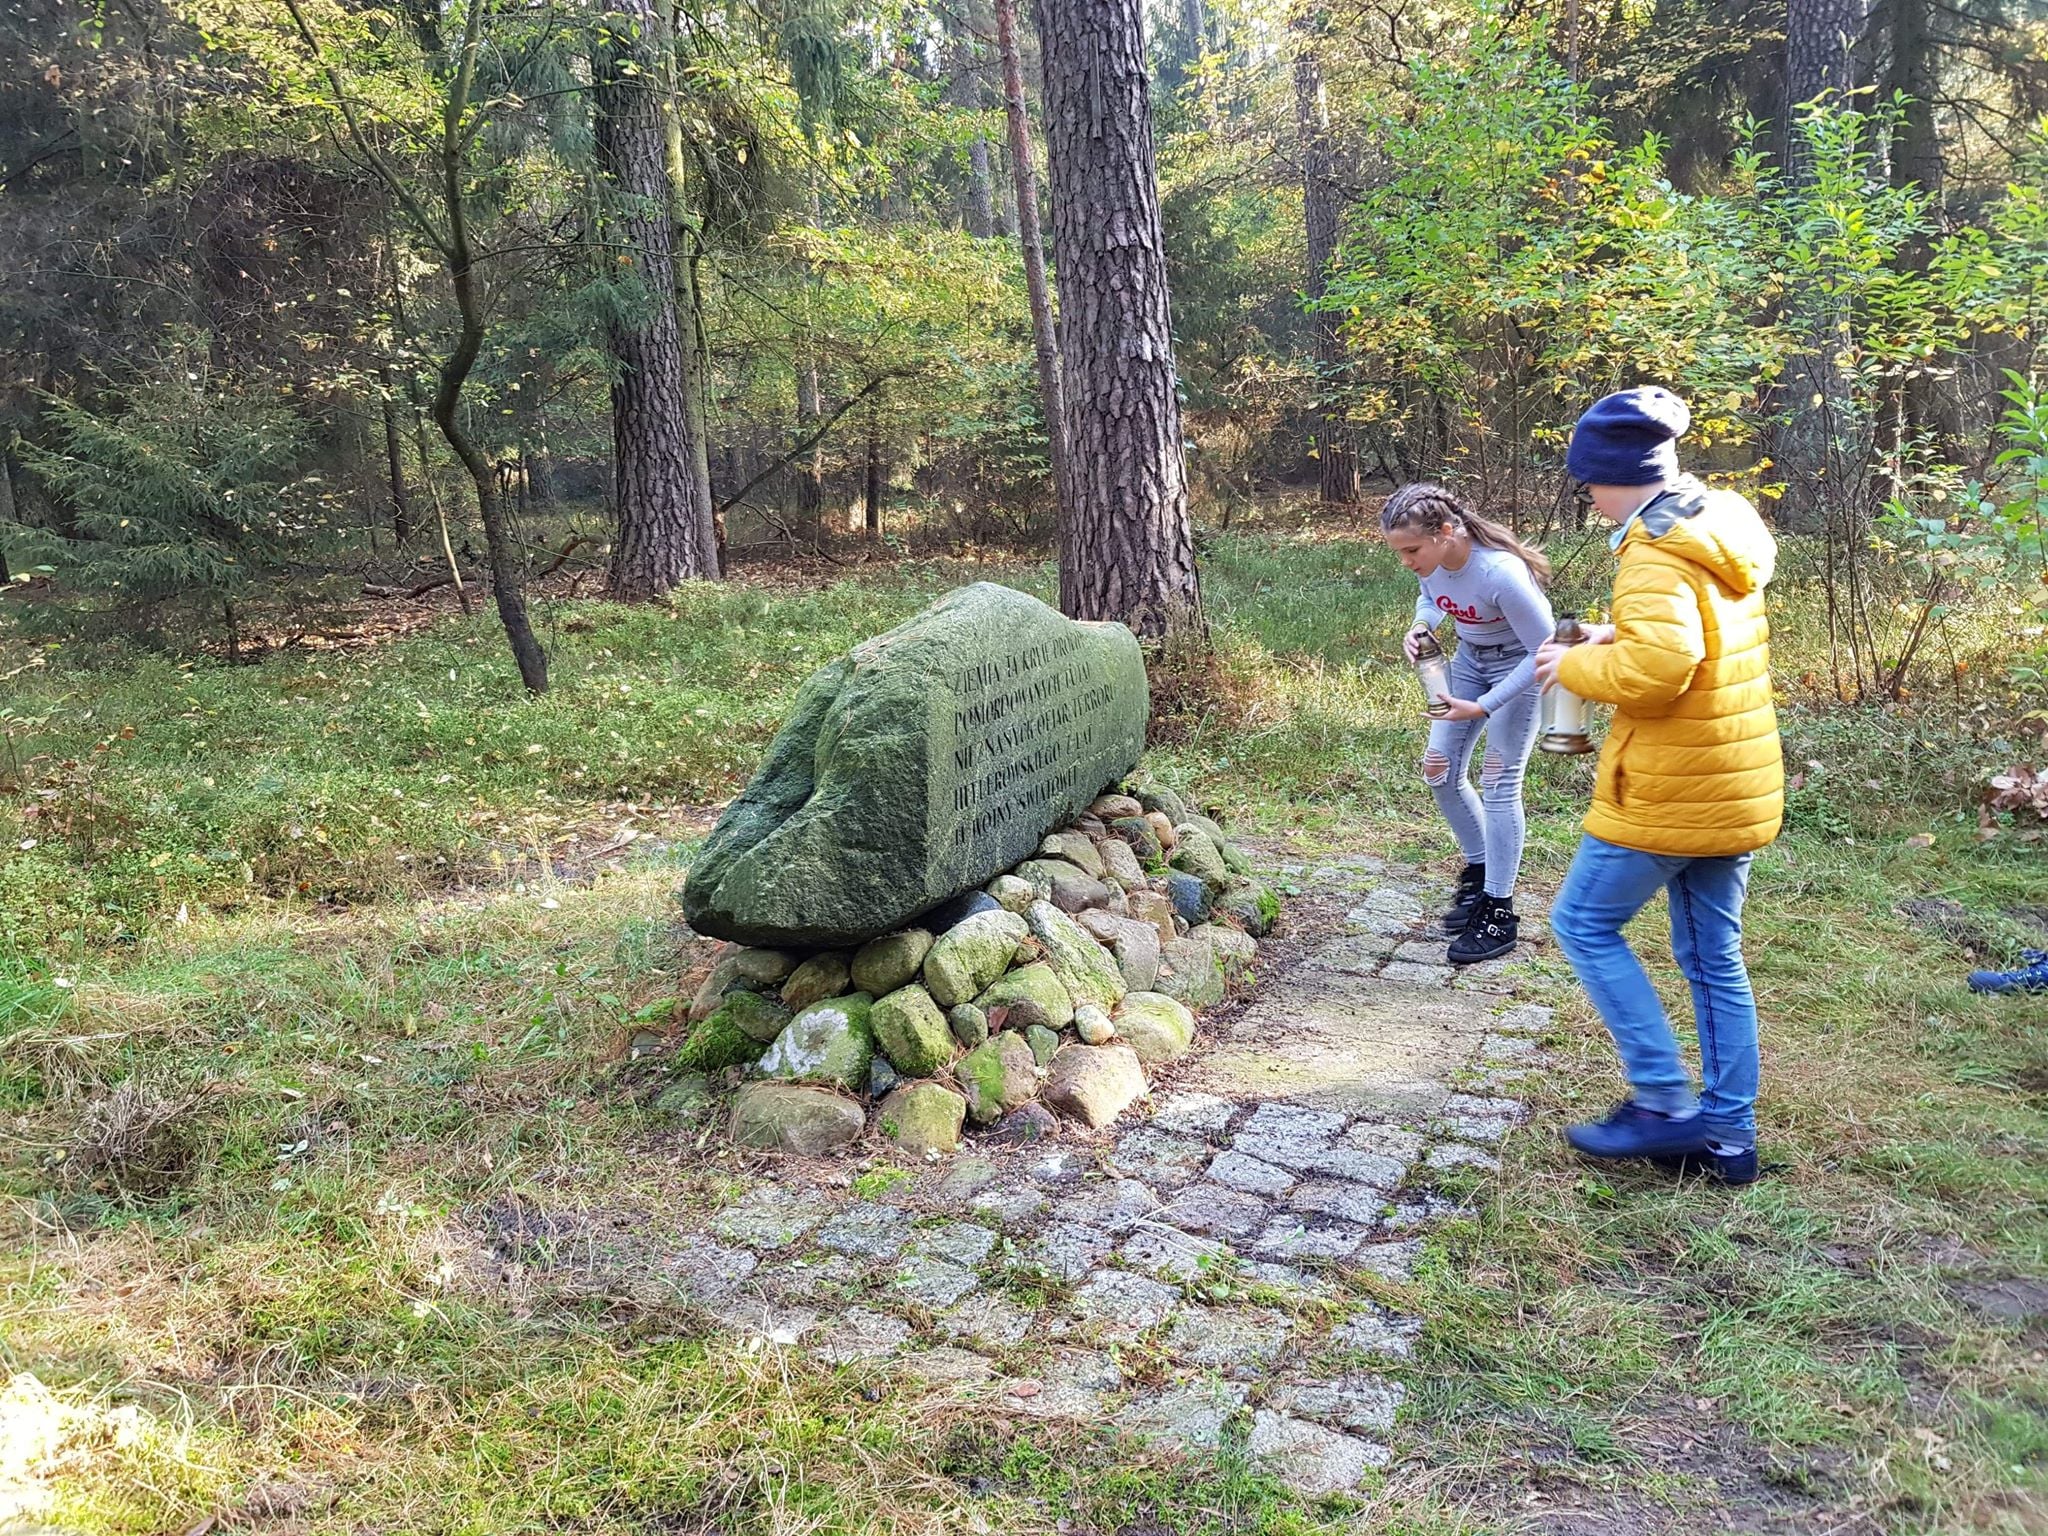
xmin=1565 ymin=387 xmax=1691 ymax=486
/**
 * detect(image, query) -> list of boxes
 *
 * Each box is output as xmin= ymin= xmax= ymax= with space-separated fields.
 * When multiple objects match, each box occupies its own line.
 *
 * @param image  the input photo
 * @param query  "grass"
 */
xmin=3 ymin=521 xmax=2046 ymax=1533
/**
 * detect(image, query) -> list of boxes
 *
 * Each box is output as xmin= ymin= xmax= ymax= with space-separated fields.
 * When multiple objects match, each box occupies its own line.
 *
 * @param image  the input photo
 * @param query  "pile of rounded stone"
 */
xmin=673 ymin=783 xmax=1280 ymax=1157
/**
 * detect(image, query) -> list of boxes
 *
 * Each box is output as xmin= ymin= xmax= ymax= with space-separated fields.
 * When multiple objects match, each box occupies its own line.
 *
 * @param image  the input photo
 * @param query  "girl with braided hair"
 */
xmin=1384 ymin=483 xmax=1556 ymax=964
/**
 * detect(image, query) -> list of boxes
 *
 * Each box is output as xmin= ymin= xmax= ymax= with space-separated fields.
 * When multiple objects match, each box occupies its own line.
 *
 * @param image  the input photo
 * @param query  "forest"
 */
xmin=3 ymin=0 xmax=2047 ymax=1530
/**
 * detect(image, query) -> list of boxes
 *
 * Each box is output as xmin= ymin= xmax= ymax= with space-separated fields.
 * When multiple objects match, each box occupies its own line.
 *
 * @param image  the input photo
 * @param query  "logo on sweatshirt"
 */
xmin=1434 ymin=595 xmax=1495 ymax=624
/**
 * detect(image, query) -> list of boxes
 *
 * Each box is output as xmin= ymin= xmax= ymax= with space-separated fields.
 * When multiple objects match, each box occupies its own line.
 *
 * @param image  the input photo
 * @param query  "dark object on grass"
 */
xmin=1968 ymin=950 xmax=2048 ymax=995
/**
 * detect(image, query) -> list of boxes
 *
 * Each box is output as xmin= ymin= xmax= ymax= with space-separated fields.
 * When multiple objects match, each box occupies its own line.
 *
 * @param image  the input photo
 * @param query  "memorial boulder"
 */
xmin=680 ymin=583 xmax=1148 ymax=949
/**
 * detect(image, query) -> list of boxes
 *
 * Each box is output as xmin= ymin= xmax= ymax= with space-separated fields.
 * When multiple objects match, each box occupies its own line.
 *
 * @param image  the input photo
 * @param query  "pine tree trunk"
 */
xmin=1883 ymin=0 xmax=1954 ymax=453
xmin=1293 ymin=27 xmax=1357 ymax=508
xmin=380 ymin=367 xmax=412 ymax=543
xmin=996 ymin=0 xmax=1070 ymax=522
xmin=1776 ymin=0 xmax=1870 ymax=532
xmin=967 ymin=137 xmax=996 ymax=238
xmin=594 ymin=0 xmax=718 ymax=599
xmin=793 ymin=173 xmax=827 ymax=544
xmin=1036 ymin=0 xmax=1203 ymax=638
xmin=1784 ymin=0 xmax=1863 ymax=185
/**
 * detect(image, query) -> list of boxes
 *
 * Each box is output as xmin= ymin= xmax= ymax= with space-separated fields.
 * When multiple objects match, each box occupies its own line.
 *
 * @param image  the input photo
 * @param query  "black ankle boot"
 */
xmin=1442 ymin=862 xmax=1487 ymax=934
xmin=1449 ymin=893 xmax=1518 ymax=965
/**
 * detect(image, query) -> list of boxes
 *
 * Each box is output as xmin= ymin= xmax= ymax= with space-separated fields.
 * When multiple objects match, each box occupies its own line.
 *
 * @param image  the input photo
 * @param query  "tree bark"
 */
xmin=996 ymin=0 xmax=1070 ymax=523
xmin=431 ymin=18 xmax=545 ymax=687
xmin=594 ymin=0 xmax=718 ymax=599
xmin=655 ymin=0 xmax=721 ymax=576
xmin=952 ymin=20 xmax=997 ymax=239
xmin=1784 ymin=0 xmax=1864 ymax=185
xmin=379 ymin=366 xmax=412 ymax=543
xmin=0 ymin=445 xmax=16 ymax=585
xmin=864 ymin=398 xmax=885 ymax=539
xmin=1036 ymin=0 xmax=1202 ymax=637
xmin=1292 ymin=22 xmax=1358 ymax=508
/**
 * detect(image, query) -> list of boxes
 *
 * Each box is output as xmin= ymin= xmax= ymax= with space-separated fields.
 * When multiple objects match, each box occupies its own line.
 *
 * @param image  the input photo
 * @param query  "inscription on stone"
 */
xmin=682 ymin=583 xmax=1148 ymax=949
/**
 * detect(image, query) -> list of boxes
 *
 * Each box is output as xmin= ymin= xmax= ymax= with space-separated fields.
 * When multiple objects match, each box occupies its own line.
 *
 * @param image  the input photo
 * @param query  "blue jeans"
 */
xmin=1550 ymin=834 xmax=1761 ymax=1147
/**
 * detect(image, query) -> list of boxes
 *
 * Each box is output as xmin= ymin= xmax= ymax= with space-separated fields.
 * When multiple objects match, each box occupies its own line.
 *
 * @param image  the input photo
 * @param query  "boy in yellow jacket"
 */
xmin=1534 ymin=387 xmax=1784 ymax=1185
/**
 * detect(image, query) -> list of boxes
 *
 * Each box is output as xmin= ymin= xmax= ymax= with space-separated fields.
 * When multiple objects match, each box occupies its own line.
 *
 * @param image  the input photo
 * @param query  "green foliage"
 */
xmin=17 ymin=369 xmax=310 ymax=623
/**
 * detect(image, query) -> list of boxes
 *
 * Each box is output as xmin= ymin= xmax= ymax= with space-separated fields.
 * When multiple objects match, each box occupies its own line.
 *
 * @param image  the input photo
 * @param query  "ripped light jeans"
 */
xmin=1423 ymin=639 xmax=1540 ymax=899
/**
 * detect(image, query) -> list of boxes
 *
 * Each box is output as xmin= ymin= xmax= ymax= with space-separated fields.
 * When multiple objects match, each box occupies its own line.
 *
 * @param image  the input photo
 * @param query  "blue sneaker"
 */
xmin=1968 ymin=950 xmax=2048 ymax=995
xmin=1564 ymin=1101 xmax=1711 ymax=1161
xmin=1651 ymin=1144 xmax=1761 ymax=1185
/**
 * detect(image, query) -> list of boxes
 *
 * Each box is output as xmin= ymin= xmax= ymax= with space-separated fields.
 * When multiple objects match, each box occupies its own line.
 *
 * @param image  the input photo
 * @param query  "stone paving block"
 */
xmin=1292 ymin=1143 xmax=1410 ymax=1188
xmin=1162 ymin=1305 xmax=1293 ymax=1374
xmin=997 ymin=1348 xmax=1122 ymax=1419
xmin=1025 ymin=1147 xmax=1090 ymax=1186
xmin=1148 ymin=1091 xmax=1238 ymax=1137
xmin=1329 ymin=1304 xmax=1423 ymax=1360
xmin=757 ymin=1252 xmax=863 ymax=1302
xmin=1350 ymin=1239 xmax=1425 ymax=1282
xmin=664 ymin=1236 xmax=761 ymax=1302
xmin=1492 ymin=1003 xmax=1555 ymax=1034
xmin=705 ymin=1297 xmax=820 ymax=1346
xmin=969 ymin=1181 xmax=1051 ymax=1230
xmin=1306 ymin=934 xmax=1401 ymax=974
xmin=911 ymin=1221 xmax=999 ymax=1268
xmin=1243 ymin=1103 xmax=1347 ymax=1141
xmin=1251 ymin=1214 xmax=1368 ymax=1263
xmin=1392 ymin=939 xmax=1449 ymax=964
xmin=1443 ymin=1091 xmax=1526 ymax=1120
xmin=1158 ymin=1182 xmax=1274 ymax=1240
xmin=710 ymin=1186 xmax=827 ymax=1251
xmin=893 ymin=1254 xmax=982 ymax=1307
xmin=1052 ymin=1178 xmax=1162 ymax=1235
xmin=1112 ymin=1127 xmax=1215 ymax=1188
xmin=1481 ymin=1033 xmax=1541 ymax=1060
xmin=940 ymin=1293 xmax=1036 ymax=1349
xmin=1070 ymin=1269 xmax=1181 ymax=1339
xmin=1207 ymin=1150 xmax=1297 ymax=1197
xmin=1248 ymin=1410 xmax=1388 ymax=1494
xmin=1381 ymin=1192 xmax=1465 ymax=1232
xmin=1119 ymin=1225 xmax=1230 ymax=1282
xmin=1423 ymin=1143 xmax=1502 ymax=1175
xmin=1115 ymin=1381 xmax=1248 ymax=1451
xmin=1339 ymin=1121 xmax=1427 ymax=1162
xmin=1268 ymin=1373 xmax=1407 ymax=1434
xmin=813 ymin=1202 xmax=916 ymax=1258
xmin=1289 ymin=1179 xmax=1392 ymax=1226
xmin=897 ymin=1346 xmax=997 ymax=1385
xmin=1381 ymin=960 xmax=1453 ymax=986
xmin=810 ymin=1306 xmax=912 ymax=1363
xmin=1021 ymin=1222 xmax=1117 ymax=1281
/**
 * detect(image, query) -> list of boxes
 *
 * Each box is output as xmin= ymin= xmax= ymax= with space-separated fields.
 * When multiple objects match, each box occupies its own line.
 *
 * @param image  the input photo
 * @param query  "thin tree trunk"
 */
xmin=594 ymin=0 xmax=717 ymax=599
xmin=1036 ymin=0 xmax=1202 ymax=637
xmin=793 ymin=173 xmax=826 ymax=544
xmin=654 ymin=0 xmax=721 ymax=577
xmin=380 ymin=367 xmax=412 ymax=543
xmin=996 ymin=0 xmax=1070 ymax=520
xmin=1293 ymin=21 xmax=1358 ymax=508
xmin=865 ymin=398 xmax=885 ymax=539
xmin=0 ymin=446 xmax=16 ymax=585
xmin=435 ymin=12 xmax=546 ymax=690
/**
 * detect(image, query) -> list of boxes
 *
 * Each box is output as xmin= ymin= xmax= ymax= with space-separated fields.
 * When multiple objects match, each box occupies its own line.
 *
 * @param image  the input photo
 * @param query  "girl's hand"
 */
xmin=1435 ymin=695 xmax=1487 ymax=721
xmin=1403 ymin=625 xmax=1431 ymax=663
xmin=1586 ymin=622 xmax=1617 ymax=646
xmin=1534 ymin=641 xmax=1568 ymax=690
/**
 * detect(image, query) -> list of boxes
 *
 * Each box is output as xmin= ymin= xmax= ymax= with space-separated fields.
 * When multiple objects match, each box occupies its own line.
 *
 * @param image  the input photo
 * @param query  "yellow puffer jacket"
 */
xmin=1557 ymin=479 xmax=1783 ymax=857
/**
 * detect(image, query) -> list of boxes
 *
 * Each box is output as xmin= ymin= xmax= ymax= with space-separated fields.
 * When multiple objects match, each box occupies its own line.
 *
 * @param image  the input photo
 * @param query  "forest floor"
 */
xmin=3 ymin=521 xmax=2046 ymax=1534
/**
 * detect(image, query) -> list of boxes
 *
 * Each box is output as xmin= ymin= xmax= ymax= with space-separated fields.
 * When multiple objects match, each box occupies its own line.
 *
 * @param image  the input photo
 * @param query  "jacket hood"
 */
xmin=1630 ymin=477 xmax=1777 ymax=596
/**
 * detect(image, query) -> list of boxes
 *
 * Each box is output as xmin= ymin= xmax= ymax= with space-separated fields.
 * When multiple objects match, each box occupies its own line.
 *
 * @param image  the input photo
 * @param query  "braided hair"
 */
xmin=1380 ymin=482 xmax=1552 ymax=586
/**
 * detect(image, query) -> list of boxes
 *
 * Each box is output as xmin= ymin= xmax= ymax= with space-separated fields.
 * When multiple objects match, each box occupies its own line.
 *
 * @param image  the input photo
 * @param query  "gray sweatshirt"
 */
xmin=1410 ymin=545 xmax=1555 ymax=713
